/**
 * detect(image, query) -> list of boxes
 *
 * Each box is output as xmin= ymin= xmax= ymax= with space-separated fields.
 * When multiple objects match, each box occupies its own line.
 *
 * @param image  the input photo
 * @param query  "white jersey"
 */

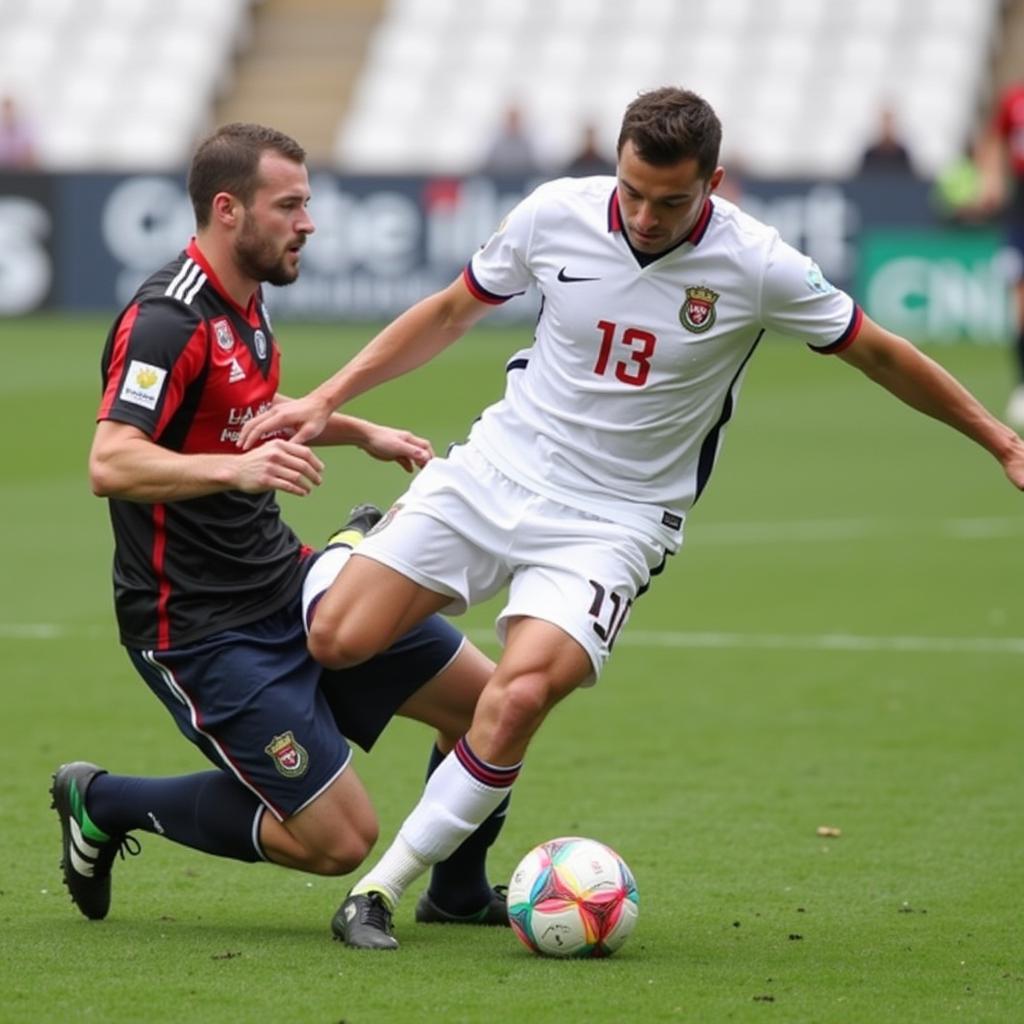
xmin=463 ymin=176 xmax=862 ymax=551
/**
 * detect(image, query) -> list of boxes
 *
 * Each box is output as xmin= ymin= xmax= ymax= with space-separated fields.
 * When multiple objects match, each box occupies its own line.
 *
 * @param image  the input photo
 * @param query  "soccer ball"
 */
xmin=507 ymin=836 xmax=639 ymax=958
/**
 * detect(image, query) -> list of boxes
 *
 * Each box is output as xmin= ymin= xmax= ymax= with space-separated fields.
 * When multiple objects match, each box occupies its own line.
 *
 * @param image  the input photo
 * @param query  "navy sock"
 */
xmin=424 ymin=743 xmax=511 ymax=914
xmin=86 ymin=770 xmax=263 ymax=863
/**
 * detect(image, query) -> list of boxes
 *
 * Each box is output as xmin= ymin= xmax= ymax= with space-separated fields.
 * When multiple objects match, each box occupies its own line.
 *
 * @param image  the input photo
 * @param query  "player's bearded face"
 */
xmin=231 ymin=154 xmax=314 ymax=287
xmin=234 ymin=210 xmax=307 ymax=287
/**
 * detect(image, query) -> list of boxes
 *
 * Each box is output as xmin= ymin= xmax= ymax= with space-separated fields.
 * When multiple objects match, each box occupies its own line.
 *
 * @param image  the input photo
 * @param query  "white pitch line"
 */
xmin=692 ymin=515 xmax=1024 ymax=545
xmin=1 ymin=623 xmax=64 ymax=639
xmin=617 ymin=630 xmax=1024 ymax=656
xmin=0 ymin=623 xmax=105 ymax=640
xmin=466 ymin=629 xmax=1024 ymax=656
xmin=5 ymin=623 xmax=1022 ymax=657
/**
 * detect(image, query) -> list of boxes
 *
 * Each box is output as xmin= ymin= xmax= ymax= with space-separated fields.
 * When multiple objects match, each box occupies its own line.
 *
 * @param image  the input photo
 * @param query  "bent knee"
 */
xmin=307 ymin=618 xmax=379 ymax=670
xmin=489 ymin=674 xmax=560 ymax=732
xmin=303 ymin=829 xmax=378 ymax=876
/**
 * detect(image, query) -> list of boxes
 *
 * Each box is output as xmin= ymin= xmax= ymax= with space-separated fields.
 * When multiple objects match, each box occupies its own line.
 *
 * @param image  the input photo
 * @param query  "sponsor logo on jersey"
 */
xmin=679 ymin=285 xmax=719 ymax=333
xmin=228 ymin=357 xmax=246 ymax=384
xmin=212 ymin=317 xmax=235 ymax=351
xmin=119 ymin=360 xmax=167 ymax=410
xmin=253 ymin=329 xmax=268 ymax=359
xmin=227 ymin=402 xmax=273 ymax=425
xmin=220 ymin=401 xmax=274 ymax=443
xmin=264 ymin=731 xmax=309 ymax=778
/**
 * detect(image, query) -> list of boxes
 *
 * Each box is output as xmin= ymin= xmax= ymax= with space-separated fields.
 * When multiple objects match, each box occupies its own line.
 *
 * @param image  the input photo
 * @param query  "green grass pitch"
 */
xmin=2 ymin=314 xmax=1022 ymax=1023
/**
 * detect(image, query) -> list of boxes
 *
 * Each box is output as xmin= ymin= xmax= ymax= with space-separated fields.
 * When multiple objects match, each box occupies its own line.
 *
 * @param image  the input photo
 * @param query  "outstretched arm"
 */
xmin=238 ymin=275 xmax=494 ymax=449
xmin=838 ymin=315 xmax=1024 ymax=489
xmin=276 ymin=397 xmax=434 ymax=473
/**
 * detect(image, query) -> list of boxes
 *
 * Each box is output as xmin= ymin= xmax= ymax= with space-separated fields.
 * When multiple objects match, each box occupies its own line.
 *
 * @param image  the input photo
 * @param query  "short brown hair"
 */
xmin=617 ymin=87 xmax=722 ymax=180
xmin=187 ymin=123 xmax=306 ymax=228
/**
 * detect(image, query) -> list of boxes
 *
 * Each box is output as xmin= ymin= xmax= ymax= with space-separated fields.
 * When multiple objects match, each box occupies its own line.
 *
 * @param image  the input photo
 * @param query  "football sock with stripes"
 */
xmin=352 ymin=738 xmax=520 ymax=909
xmin=421 ymin=742 xmax=511 ymax=915
xmin=86 ymin=770 xmax=264 ymax=863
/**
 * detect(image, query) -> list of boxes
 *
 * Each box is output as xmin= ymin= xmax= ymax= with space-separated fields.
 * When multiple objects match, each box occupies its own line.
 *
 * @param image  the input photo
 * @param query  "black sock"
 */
xmin=424 ymin=743 xmax=511 ymax=914
xmin=86 ymin=770 xmax=264 ymax=863
xmin=1015 ymin=326 xmax=1024 ymax=383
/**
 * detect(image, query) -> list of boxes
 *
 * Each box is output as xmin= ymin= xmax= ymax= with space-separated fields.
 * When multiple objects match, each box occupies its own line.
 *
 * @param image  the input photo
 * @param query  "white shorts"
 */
xmin=354 ymin=443 xmax=669 ymax=682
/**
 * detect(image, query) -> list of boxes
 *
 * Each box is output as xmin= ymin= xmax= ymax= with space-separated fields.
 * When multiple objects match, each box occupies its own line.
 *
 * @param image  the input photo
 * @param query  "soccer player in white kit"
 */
xmin=240 ymin=88 xmax=1024 ymax=948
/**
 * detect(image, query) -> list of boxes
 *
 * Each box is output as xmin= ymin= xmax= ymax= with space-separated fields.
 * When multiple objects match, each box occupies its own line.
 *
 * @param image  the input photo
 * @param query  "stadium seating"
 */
xmin=336 ymin=0 xmax=1003 ymax=178
xmin=0 ymin=0 xmax=1003 ymax=177
xmin=0 ymin=0 xmax=252 ymax=168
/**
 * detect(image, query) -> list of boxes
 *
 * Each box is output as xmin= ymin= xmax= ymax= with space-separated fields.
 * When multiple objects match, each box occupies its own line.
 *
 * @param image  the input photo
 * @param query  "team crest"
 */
xmin=264 ymin=731 xmax=309 ymax=778
xmin=211 ymin=317 xmax=235 ymax=351
xmin=679 ymin=285 xmax=719 ymax=333
xmin=253 ymin=329 xmax=268 ymax=359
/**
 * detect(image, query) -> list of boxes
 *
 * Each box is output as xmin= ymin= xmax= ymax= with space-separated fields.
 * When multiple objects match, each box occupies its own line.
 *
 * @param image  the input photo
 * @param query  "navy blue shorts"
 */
xmin=127 ymin=596 xmax=464 ymax=821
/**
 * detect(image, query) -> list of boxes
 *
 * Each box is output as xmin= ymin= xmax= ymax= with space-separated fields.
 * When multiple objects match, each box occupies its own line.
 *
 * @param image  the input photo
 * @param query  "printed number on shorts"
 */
xmin=593 ymin=320 xmax=656 ymax=387
xmin=588 ymin=579 xmax=633 ymax=649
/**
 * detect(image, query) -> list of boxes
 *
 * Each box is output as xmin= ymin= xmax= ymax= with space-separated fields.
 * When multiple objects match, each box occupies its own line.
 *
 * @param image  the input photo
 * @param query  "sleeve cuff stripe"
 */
xmin=462 ymin=264 xmax=513 ymax=305
xmin=810 ymin=303 xmax=863 ymax=355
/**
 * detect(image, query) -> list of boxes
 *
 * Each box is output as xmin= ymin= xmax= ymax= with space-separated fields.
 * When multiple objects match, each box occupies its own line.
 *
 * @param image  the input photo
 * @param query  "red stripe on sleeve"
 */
xmin=833 ymin=304 xmax=864 ymax=352
xmin=461 ymin=264 xmax=511 ymax=305
xmin=811 ymin=304 xmax=864 ymax=356
xmin=98 ymin=305 xmax=141 ymax=420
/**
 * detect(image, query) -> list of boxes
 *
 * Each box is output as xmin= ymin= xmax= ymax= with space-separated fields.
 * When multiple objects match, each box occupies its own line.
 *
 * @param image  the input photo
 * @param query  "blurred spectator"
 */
xmin=0 ymin=94 xmax=38 ymax=169
xmin=858 ymin=107 xmax=915 ymax=177
xmin=932 ymin=143 xmax=984 ymax=222
xmin=976 ymin=81 xmax=1024 ymax=429
xmin=480 ymin=104 xmax=539 ymax=176
xmin=560 ymin=124 xmax=614 ymax=177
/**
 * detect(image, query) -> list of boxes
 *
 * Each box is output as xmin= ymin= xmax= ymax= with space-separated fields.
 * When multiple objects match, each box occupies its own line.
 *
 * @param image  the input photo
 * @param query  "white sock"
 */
xmin=301 ymin=546 xmax=352 ymax=634
xmin=350 ymin=837 xmax=430 ymax=909
xmin=352 ymin=748 xmax=514 ymax=907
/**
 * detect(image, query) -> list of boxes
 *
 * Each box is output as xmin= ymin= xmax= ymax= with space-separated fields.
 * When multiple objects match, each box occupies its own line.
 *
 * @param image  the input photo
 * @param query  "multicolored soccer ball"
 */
xmin=507 ymin=836 xmax=639 ymax=958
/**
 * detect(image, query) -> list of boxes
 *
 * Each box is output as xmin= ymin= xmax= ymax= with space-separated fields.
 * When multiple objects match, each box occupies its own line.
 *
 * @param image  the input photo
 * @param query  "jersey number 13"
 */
xmin=593 ymin=319 xmax=656 ymax=387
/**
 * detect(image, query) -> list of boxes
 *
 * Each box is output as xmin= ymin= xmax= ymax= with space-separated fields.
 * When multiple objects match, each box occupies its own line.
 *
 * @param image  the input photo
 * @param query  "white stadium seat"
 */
xmin=336 ymin=0 xmax=1001 ymax=178
xmin=0 ymin=0 xmax=252 ymax=169
xmin=0 ymin=0 xmax=1001 ymax=177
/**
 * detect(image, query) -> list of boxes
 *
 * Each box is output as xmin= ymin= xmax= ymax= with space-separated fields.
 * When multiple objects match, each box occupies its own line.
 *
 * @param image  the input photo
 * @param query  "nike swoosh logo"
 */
xmin=557 ymin=267 xmax=600 ymax=283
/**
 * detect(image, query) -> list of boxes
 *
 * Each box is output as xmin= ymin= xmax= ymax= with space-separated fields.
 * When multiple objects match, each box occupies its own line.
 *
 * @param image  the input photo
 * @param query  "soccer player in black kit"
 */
xmin=50 ymin=123 xmax=509 ymax=941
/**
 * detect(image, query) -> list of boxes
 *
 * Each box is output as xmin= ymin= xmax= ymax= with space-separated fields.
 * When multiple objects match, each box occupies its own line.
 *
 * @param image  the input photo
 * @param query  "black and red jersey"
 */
xmin=994 ymin=83 xmax=1024 ymax=179
xmin=994 ymin=84 xmax=1024 ymax=225
xmin=98 ymin=239 xmax=309 ymax=650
